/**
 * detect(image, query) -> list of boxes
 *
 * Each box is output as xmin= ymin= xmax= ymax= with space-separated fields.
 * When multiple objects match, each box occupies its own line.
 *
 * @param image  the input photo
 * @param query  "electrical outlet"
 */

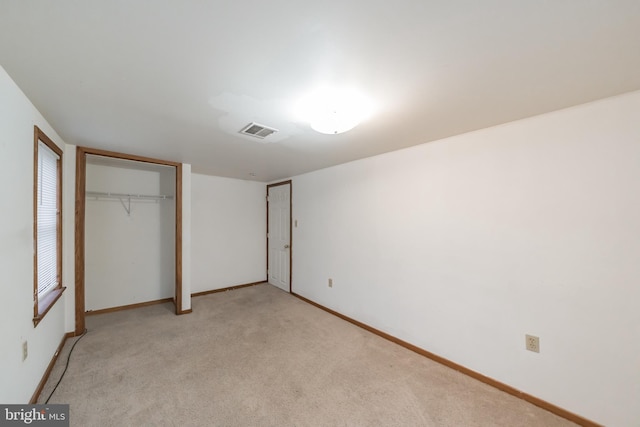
xmin=525 ymin=335 xmax=540 ymax=353
xmin=22 ymin=341 xmax=28 ymax=361
xmin=328 ymin=278 xmax=333 ymax=288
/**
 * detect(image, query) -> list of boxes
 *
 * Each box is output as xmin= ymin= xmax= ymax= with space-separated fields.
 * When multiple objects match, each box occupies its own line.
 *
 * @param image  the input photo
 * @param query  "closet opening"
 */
xmin=75 ymin=147 xmax=186 ymax=335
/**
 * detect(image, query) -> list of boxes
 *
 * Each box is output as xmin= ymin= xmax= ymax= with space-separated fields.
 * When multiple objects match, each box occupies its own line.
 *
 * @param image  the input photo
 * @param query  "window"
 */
xmin=33 ymin=126 xmax=65 ymax=326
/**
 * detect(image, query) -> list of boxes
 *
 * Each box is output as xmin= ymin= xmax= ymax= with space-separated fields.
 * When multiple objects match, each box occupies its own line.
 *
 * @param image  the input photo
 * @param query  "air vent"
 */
xmin=239 ymin=122 xmax=279 ymax=139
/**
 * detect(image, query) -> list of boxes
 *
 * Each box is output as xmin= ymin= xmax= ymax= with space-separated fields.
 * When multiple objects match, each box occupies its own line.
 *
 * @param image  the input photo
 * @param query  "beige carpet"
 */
xmin=39 ymin=284 xmax=576 ymax=426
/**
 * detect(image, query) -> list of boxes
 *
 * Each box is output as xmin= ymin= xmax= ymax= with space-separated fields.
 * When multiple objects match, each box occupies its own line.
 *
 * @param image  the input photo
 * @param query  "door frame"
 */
xmin=266 ymin=180 xmax=292 ymax=292
xmin=74 ymin=146 xmax=185 ymax=335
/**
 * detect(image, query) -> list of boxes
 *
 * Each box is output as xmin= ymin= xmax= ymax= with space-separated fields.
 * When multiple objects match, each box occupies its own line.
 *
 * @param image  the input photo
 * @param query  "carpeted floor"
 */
xmin=39 ymin=284 xmax=576 ymax=426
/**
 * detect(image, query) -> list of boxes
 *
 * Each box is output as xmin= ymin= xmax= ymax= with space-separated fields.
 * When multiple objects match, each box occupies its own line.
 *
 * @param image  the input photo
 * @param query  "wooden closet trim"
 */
xmin=74 ymin=147 xmax=186 ymax=334
xmin=75 ymin=147 xmax=181 ymax=167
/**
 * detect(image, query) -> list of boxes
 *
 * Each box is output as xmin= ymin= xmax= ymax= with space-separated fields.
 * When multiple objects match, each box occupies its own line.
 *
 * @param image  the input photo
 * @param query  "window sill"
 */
xmin=33 ymin=287 xmax=66 ymax=327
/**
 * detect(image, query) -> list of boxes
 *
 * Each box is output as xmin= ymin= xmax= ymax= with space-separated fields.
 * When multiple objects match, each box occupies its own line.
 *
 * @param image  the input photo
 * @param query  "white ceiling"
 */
xmin=1 ymin=1 xmax=639 ymax=182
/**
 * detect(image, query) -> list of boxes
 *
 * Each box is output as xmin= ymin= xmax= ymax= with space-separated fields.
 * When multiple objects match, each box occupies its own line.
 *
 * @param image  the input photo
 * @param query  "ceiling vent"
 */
xmin=239 ymin=122 xmax=279 ymax=139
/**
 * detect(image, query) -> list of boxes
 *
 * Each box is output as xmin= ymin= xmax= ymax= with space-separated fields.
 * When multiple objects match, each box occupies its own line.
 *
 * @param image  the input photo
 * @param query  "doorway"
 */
xmin=266 ymin=181 xmax=291 ymax=292
xmin=75 ymin=147 xmax=185 ymax=335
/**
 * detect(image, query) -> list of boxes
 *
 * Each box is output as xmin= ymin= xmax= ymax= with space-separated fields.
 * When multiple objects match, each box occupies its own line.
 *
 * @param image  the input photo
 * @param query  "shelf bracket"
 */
xmin=118 ymin=196 xmax=131 ymax=216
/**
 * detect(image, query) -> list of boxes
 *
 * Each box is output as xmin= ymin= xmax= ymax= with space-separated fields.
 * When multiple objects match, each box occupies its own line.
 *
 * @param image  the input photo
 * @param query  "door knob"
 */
xmin=284 ymin=244 xmax=290 ymax=249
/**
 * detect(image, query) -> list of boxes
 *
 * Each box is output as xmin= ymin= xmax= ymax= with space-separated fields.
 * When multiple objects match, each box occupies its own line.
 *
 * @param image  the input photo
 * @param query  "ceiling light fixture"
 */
xmin=296 ymin=87 xmax=374 ymax=135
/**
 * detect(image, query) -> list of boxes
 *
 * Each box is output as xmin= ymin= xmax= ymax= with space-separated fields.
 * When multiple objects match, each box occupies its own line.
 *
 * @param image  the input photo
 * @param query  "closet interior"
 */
xmin=84 ymin=154 xmax=176 ymax=312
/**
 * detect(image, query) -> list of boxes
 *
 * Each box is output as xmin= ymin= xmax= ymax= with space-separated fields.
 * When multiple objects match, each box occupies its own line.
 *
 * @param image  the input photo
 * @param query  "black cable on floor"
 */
xmin=45 ymin=328 xmax=88 ymax=404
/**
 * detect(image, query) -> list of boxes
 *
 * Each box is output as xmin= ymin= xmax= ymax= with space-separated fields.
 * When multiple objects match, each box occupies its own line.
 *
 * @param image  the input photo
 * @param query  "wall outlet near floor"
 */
xmin=525 ymin=335 xmax=540 ymax=353
xmin=22 ymin=341 xmax=28 ymax=361
xmin=328 ymin=278 xmax=333 ymax=288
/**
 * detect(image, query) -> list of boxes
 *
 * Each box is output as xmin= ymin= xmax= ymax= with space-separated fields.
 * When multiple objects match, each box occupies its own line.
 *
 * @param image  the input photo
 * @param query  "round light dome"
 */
xmin=296 ymin=87 xmax=373 ymax=135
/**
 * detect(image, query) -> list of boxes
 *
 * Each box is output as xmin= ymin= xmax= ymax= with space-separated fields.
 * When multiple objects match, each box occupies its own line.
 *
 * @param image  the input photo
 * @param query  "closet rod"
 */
xmin=86 ymin=191 xmax=174 ymax=200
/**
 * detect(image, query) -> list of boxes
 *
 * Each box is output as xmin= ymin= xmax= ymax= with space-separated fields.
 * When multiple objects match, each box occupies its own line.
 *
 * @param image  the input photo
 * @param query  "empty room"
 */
xmin=1 ymin=1 xmax=639 ymax=426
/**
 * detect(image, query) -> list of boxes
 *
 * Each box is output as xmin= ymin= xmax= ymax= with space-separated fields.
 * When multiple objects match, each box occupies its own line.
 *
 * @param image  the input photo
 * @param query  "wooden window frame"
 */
xmin=33 ymin=126 xmax=66 ymax=327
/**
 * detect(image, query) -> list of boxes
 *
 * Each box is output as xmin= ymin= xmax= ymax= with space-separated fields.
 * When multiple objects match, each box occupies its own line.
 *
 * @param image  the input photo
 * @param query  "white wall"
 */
xmin=292 ymin=91 xmax=640 ymax=427
xmin=85 ymin=162 xmax=175 ymax=311
xmin=181 ymin=163 xmax=192 ymax=311
xmin=0 ymin=66 xmax=72 ymax=402
xmin=191 ymin=174 xmax=266 ymax=293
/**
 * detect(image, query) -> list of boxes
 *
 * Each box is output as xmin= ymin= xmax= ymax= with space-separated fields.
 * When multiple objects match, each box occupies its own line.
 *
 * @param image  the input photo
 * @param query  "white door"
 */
xmin=268 ymin=183 xmax=291 ymax=292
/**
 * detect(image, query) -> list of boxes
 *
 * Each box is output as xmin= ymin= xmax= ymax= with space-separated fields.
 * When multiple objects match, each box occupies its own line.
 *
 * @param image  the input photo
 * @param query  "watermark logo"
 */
xmin=0 ymin=405 xmax=68 ymax=426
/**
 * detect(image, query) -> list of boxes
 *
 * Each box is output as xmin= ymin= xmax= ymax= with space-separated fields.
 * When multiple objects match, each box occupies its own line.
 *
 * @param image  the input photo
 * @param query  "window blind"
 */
xmin=37 ymin=141 xmax=59 ymax=298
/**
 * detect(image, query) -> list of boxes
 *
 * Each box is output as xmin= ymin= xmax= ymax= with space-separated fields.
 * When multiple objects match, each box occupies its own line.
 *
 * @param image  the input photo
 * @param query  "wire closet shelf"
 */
xmin=86 ymin=191 xmax=174 ymax=215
